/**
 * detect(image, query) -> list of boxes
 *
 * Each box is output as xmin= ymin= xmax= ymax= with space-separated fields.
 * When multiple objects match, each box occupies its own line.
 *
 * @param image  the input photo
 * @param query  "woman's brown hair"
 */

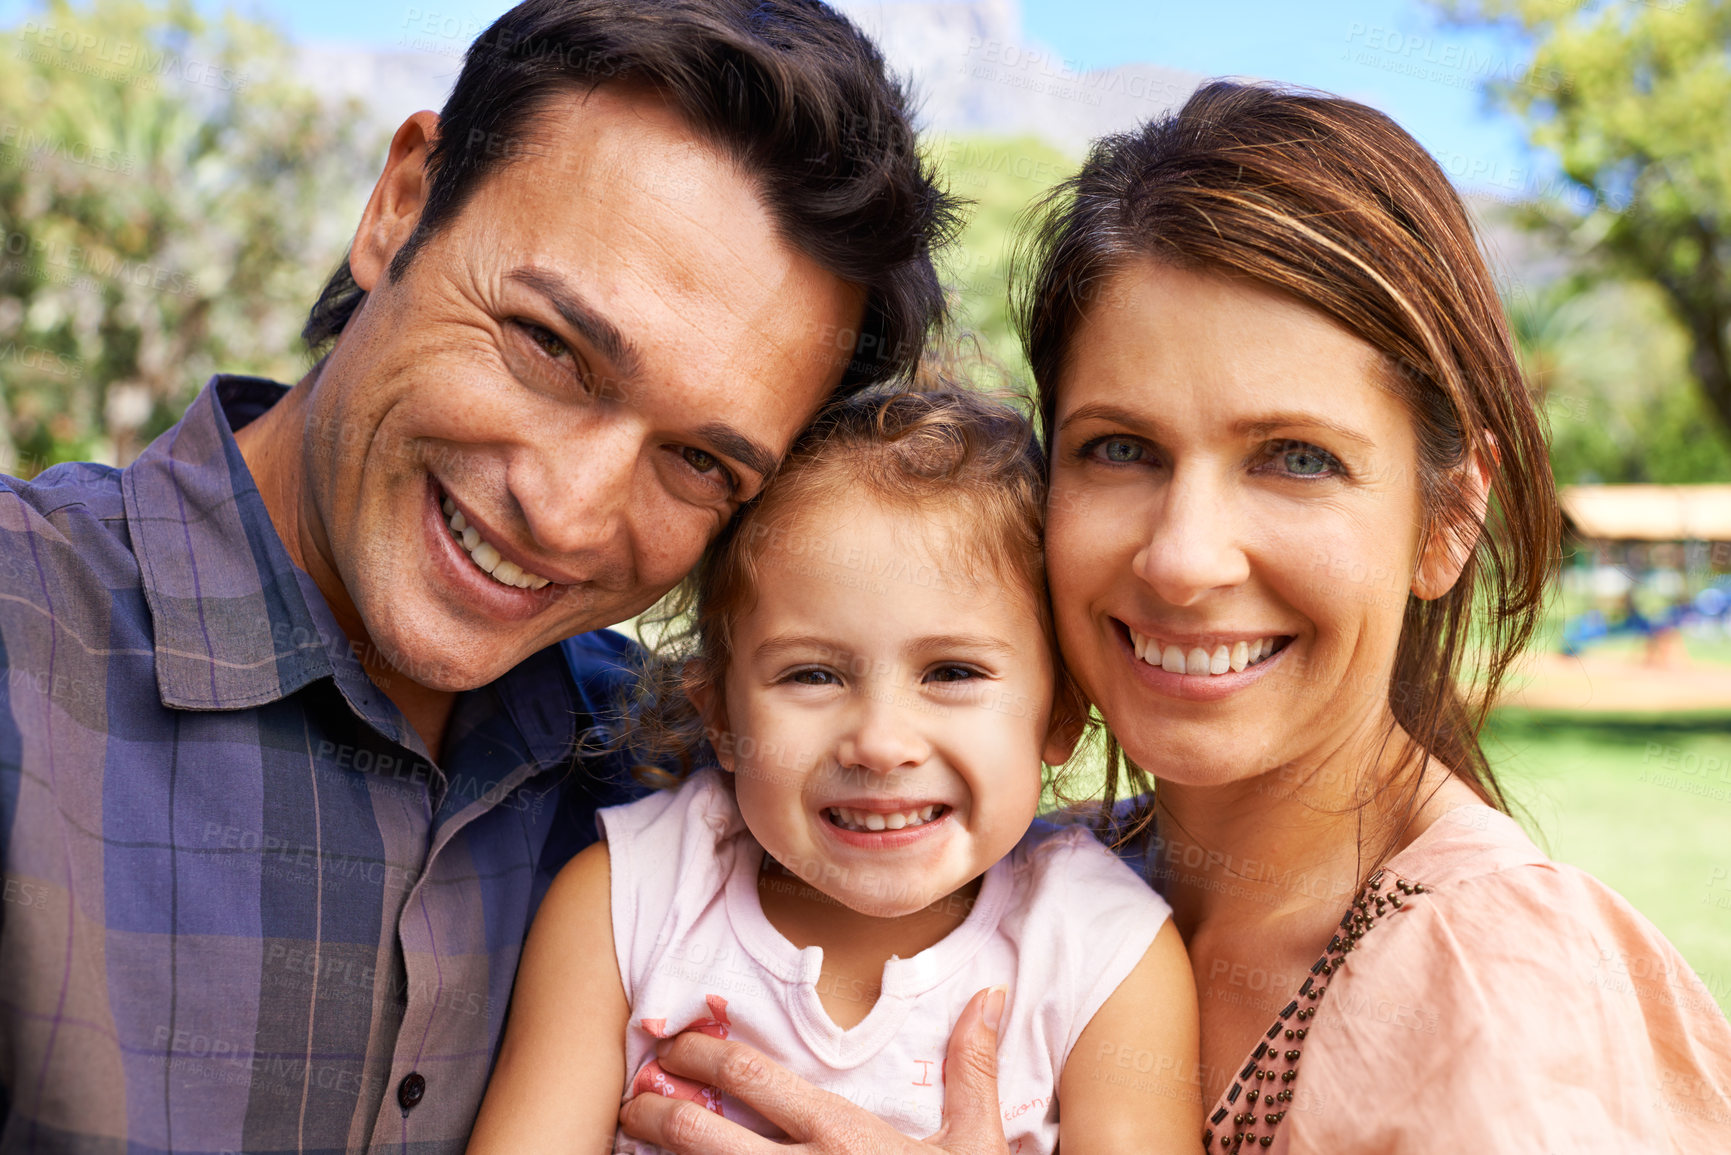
xmin=1011 ymin=80 xmax=1561 ymax=822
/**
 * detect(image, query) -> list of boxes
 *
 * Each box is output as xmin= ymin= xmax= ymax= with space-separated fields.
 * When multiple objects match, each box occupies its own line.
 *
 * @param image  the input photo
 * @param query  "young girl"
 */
xmin=468 ymin=390 xmax=1200 ymax=1154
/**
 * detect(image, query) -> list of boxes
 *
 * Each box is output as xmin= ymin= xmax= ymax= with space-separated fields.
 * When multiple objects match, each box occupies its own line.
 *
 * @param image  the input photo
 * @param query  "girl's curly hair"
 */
xmin=607 ymin=383 xmax=1088 ymax=791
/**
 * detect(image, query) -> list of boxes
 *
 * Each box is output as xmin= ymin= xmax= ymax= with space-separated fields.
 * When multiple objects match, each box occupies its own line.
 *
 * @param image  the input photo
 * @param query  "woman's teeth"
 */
xmin=442 ymin=496 xmax=551 ymax=590
xmin=1129 ymin=631 xmax=1285 ymax=675
xmin=827 ymin=804 xmax=942 ymax=833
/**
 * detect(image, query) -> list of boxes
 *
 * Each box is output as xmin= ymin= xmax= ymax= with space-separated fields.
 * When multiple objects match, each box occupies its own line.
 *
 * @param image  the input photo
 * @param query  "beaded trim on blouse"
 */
xmin=1203 ymin=867 xmax=1430 ymax=1151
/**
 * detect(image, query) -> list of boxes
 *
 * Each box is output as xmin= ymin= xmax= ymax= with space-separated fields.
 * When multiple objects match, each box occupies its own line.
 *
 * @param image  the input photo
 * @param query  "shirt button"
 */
xmin=398 ymin=1072 xmax=427 ymax=1111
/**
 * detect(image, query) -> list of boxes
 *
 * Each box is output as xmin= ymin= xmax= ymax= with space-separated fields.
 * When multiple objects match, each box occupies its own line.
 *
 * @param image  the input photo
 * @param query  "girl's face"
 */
xmin=1046 ymin=260 xmax=1447 ymax=793
xmin=708 ymin=496 xmax=1074 ymax=918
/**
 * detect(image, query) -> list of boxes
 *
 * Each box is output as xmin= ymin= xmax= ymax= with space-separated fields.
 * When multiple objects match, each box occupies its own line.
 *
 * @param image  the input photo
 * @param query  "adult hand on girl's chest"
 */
xmin=618 ymin=987 xmax=1011 ymax=1154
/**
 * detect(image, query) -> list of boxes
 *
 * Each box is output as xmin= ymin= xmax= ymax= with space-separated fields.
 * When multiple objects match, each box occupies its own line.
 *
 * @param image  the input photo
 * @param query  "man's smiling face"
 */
xmin=303 ymin=85 xmax=864 ymax=693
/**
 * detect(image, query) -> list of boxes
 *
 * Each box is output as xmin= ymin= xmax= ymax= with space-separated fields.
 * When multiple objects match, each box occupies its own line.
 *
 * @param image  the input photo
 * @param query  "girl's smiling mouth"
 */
xmin=818 ymin=801 xmax=955 ymax=848
xmin=825 ymin=803 xmax=948 ymax=832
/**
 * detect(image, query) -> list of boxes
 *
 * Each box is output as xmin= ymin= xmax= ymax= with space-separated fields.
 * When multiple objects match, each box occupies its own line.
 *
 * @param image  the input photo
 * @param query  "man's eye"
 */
xmin=522 ymin=323 xmax=571 ymax=361
xmin=1270 ymin=440 xmax=1340 ymax=478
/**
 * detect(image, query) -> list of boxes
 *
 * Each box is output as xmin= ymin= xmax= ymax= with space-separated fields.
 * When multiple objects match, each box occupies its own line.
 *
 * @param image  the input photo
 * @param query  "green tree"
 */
xmin=1438 ymin=0 xmax=1731 ymax=439
xmin=0 ymin=0 xmax=383 ymax=472
xmin=926 ymin=135 xmax=1075 ymax=391
xmin=1509 ymin=276 xmax=1731 ymax=484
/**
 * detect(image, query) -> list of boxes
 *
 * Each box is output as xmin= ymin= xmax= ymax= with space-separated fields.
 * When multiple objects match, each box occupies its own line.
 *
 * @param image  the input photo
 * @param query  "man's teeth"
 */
xmin=441 ymin=496 xmax=550 ymax=590
xmin=827 ymin=804 xmax=942 ymax=833
xmin=1129 ymin=631 xmax=1284 ymax=676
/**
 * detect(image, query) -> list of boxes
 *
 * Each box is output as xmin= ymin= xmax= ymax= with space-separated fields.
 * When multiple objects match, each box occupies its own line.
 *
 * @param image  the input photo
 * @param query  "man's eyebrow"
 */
xmin=506 ymin=267 xmax=642 ymax=379
xmin=696 ymin=421 xmax=777 ymax=482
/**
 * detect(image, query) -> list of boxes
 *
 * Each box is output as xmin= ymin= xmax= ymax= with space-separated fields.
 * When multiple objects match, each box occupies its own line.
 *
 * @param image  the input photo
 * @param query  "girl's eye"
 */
xmin=1269 ymin=440 xmax=1340 ymax=478
xmin=925 ymin=664 xmax=982 ymax=684
xmin=787 ymin=668 xmax=840 ymax=686
xmin=1089 ymin=436 xmax=1145 ymax=464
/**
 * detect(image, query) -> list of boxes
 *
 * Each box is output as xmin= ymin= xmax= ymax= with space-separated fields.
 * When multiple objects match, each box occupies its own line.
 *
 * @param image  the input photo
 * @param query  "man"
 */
xmin=0 ymin=1 xmax=956 ymax=1149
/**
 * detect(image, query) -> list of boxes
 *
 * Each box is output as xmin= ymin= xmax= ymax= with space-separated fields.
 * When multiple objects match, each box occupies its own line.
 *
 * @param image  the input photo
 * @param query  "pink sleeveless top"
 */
xmin=1204 ymin=805 xmax=1731 ymax=1152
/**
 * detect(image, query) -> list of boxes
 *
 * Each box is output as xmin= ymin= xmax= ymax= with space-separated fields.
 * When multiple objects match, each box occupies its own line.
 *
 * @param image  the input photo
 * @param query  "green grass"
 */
xmin=1485 ymin=709 xmax=1731 ymax=1016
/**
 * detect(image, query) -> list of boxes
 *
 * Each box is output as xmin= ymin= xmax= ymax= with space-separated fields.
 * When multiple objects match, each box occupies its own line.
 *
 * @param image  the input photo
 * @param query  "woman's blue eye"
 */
xmin=1273 ymin=441 xmax=1337 ymax=477
xmin=1096 ymin=438 xmax=1144 ymax=464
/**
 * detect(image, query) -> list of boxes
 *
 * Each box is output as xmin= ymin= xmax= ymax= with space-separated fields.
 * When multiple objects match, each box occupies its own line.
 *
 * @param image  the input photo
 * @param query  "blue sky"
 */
xmin=1 ymin=0 xmax=1543 ymax=196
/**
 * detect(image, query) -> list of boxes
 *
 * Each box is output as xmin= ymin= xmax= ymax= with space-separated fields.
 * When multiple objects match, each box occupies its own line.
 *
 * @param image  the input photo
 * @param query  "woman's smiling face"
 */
xmin=1047 ymin=260 xmax=1432 ymax=789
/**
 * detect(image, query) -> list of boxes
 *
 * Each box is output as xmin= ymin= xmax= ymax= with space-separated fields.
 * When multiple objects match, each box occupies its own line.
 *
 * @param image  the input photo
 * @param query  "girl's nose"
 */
xmin=835 ymin=689 xmax=933 ymax=776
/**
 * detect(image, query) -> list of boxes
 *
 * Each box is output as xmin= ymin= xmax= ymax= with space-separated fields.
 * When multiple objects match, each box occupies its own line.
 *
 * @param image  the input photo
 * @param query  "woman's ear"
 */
xmin=684 ymin=667 xmax=735 ymax=774
xmin=1041 ymin=677 xmax=1091 ymax=767
xmin=1412 ymin=441 xmax=1493 ymax=601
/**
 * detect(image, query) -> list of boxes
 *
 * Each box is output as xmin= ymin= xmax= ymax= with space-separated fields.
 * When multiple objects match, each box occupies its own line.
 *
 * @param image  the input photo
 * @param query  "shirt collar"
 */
xmin=122 ymin=374 xmax=336 ymax=711
xmin=121 ymin=375 xmax=594 ymax=775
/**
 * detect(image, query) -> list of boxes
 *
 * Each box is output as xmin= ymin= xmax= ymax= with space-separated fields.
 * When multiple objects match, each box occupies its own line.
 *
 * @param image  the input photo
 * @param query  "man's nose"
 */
xmin=512 ymin=416 xmax=641 ymax=559
xmin=1131 ymin=464 xmax=1250 ymax=606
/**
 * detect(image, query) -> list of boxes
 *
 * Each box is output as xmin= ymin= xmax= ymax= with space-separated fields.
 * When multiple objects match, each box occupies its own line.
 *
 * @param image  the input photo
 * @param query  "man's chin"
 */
xmin=349 ymin=613 xmax=531 ymax=695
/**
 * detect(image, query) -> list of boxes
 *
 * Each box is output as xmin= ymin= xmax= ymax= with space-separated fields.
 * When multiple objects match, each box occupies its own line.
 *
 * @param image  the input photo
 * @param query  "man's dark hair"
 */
xmin=302 ymin=0 xmax=961 ymax=389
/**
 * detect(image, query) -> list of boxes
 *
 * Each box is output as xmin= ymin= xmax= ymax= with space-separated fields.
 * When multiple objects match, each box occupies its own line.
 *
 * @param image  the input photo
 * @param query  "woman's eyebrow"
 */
xmin=1234 ymin=414 xmax=1375 ymax=451
xmin=1057 ymin=402 xmax=1152 ymax=433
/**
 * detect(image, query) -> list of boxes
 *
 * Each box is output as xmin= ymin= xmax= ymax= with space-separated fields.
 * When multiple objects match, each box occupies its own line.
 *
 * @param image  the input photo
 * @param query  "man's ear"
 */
xmin=349 ymin=111 xmax=441 ymax=293
xmin=1041 ymin=677 xmax=1090 ymax=768
xmin=685 ymin=669 xmax=734 ymax=774
xmin=1412 ymin=442 xmax=1493 ymax=601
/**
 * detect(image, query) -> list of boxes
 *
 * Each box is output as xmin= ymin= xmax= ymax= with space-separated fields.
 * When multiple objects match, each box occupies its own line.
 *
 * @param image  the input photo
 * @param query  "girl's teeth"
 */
xmin=828 ymin=805 xmax=942 ymax=833
xmin=444 ymin=499 xmax=553 ymax=590
xmin=1134 ymin=631 xmax=1284 ymax=677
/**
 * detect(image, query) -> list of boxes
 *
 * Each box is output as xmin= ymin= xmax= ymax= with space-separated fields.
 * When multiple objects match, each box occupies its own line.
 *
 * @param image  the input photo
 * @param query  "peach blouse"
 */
xmin=1204 ymin=805 xmax=1731 ymax=1152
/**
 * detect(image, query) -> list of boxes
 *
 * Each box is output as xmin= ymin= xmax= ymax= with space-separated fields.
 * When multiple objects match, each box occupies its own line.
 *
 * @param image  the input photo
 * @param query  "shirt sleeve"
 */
xmin=596 ymin=771 xmax=738 ymax=1006
xmin=1290 ymin=861 xmax=1731 ymax=1153
xmin=1005 ymin=826 xmax=1176 ymax=1060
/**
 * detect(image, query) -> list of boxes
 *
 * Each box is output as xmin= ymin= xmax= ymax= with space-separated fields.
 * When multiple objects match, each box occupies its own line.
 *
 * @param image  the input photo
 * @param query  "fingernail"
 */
xmin=983 ymin=985 xmax=1006 ymax=1031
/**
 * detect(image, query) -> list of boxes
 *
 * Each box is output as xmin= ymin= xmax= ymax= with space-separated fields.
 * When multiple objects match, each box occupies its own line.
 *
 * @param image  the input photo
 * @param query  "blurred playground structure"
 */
xmin=1509 ymin=485 xmax=1731 ymax=710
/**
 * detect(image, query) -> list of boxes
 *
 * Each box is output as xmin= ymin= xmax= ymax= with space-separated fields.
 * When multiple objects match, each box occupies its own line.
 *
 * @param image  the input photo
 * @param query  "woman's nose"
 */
xmin=1131 ymin=466 xmax=1250 ymax=606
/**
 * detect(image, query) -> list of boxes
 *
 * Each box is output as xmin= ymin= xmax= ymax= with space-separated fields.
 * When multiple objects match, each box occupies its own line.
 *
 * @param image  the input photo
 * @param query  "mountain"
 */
xmin=298 ymin=0 xmax=1201 ymax=150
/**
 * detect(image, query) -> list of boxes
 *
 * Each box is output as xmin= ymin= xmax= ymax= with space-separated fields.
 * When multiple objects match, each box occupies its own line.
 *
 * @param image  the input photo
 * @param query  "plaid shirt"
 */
xmin=0 ymin=376 xmax=646 ymax=1152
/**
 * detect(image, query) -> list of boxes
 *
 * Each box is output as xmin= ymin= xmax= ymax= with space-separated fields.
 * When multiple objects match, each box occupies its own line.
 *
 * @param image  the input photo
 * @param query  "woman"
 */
xmin=617 ymin=82 xmax=1731 ymax=1153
